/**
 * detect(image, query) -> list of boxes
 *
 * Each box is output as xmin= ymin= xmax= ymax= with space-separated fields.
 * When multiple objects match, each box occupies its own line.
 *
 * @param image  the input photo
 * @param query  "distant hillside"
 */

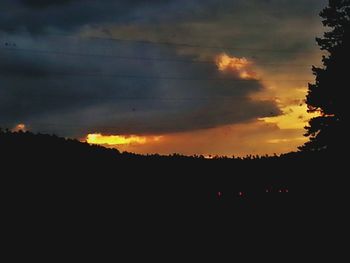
xmin=1 ymin=128 xmax=339 ymax=186
xmin=0 ymin=128 xmax=328 ymax=161
xmin=1 ymin=129 xmax=344 ymax=207
xmin=0 ymin=129 xmax=121 ymax=161
xmin=1 ymin=128 xmax=346 ymax=251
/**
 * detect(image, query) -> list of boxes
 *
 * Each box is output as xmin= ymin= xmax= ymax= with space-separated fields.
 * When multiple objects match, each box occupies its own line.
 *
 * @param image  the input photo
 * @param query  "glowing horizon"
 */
xmin=86 ymin=133 xmax=162 ymax=146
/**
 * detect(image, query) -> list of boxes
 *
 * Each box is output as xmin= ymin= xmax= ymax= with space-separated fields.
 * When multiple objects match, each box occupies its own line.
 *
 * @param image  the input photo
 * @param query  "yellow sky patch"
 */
xmin=260 ymin=104 xmax=319 ymax=130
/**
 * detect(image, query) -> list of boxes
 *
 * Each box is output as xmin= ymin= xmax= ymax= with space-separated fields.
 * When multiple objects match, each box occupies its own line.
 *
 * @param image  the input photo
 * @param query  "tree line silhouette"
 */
xmin=0 ymin=127 xmax=340 ymax=204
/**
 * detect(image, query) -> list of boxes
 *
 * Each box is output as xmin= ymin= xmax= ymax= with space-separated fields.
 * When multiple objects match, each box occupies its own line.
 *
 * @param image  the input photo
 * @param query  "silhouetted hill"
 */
xmin=1 ymin=129 xmax=121 ymax=162
xmin=1 ymin=130 xmax=346 ymax=258
xmin=1 ymin=129 xmax=343 ymax=206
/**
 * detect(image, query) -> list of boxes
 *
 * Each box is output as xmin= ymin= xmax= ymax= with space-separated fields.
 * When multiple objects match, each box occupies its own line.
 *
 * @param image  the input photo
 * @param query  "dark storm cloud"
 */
xmin=0 ymin=0 xmax=173 ymax=33
xmin=0 ymin=0 xmax=326 ymax=137
xmin=0 ymin=32 xmax=279 ymax=136
xmin=20 ymin=0 xmax=75 ymax=8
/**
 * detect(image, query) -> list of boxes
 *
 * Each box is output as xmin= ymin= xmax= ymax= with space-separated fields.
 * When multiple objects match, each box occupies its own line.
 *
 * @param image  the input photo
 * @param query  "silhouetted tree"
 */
xmin=301 ymin=0 xmax=349 ymax=152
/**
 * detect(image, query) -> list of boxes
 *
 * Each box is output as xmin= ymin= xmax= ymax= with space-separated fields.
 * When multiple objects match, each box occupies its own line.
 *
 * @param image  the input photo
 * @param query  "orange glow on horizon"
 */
xmin=86 ymin=133 xmax=162 ymax=146
xmin=81 ymin=121 xmax=309 ymax=157
xmin=215 ymin=53 xmax=258 ymax=80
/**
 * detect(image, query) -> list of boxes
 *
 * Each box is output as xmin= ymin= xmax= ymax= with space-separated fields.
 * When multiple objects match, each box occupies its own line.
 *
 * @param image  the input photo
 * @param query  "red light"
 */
xmin=278 ymin=190 xmax=282 ymax=193
xmin=266 ymin=189 xmax=269 ymax=193
xmin=239 ymin=192 xmax=243 ymax=196
xmin=217 ymin=191 xmax=222 ymax=197
xmin=285 ymin=189 xmax=289 ymax=193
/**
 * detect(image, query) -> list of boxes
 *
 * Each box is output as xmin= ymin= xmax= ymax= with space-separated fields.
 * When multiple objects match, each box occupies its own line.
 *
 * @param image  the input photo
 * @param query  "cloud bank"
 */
xmin=0 ymin=0 xmax=326 ymax=141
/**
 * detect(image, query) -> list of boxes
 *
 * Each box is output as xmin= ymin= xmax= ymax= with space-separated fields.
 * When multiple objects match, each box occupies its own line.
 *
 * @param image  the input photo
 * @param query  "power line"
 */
xmin=1 ymin=47 xmax=211 ymax=64
xmin=0 ymin=47 xmax=317 ymax=67
xmin=0 ymin=70 xmax=313 ymax=82
xmin=82 ymin=35 xmax=315 ymax=53
xmin=5 ymin=96 xmax=278 ymax=101
xmin=0 ymin=31 xmax=316 ymax=53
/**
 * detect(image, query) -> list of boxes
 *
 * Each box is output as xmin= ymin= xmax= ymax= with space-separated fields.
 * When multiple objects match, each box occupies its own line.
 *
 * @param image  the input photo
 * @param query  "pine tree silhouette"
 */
xmin=301 ymin=0 xmax=349 ymax=152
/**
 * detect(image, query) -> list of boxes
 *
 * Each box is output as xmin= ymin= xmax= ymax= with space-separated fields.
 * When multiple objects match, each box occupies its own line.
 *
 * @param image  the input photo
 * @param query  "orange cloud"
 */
xmin=215 ymin=53 xmax=258 ymax=80
xmin=12 ymin=123 xmax=27 ymax=132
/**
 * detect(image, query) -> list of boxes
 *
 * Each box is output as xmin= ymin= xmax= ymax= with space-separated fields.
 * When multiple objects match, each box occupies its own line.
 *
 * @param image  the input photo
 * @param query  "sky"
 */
xmin=0 ymin=0 xmax=327 ymax=156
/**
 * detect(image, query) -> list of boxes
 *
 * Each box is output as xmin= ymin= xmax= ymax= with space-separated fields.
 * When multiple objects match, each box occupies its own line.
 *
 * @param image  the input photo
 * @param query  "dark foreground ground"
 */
xmin=1 ymin=131 xmax=347 ymax=260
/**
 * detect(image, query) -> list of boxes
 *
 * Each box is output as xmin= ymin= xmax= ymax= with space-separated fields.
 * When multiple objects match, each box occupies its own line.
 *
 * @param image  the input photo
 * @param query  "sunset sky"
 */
xmin=0 ymin=0 xmax=327 ymax=156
